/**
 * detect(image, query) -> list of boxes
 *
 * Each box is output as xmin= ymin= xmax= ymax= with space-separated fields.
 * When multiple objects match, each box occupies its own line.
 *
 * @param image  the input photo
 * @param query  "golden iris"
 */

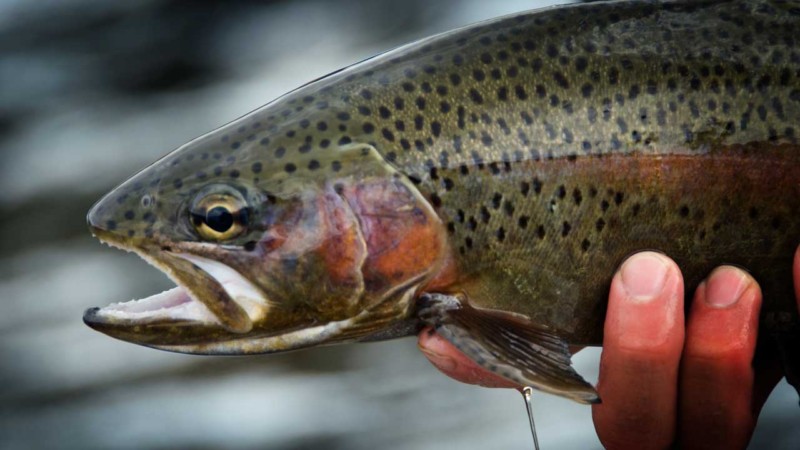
xmin=191 ymin=194 xmax=248 ymax=241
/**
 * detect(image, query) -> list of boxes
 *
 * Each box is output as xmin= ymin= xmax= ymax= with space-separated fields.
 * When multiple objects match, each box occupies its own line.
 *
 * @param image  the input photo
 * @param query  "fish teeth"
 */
xmin=96 ymin=286 xmax=220 ymax=324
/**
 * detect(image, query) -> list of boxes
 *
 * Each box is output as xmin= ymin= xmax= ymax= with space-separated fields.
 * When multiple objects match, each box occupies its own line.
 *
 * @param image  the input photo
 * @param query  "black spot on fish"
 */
xmin=431 ymin=121 xmax=442 ymax=137
xmin=497 ymin=86 xmax=509 ymax=101
xmin=430 ymin=193 xmax=442 ymax=208
xmin=596 ymin=218 xmax=605 ymax=232
xmin=581 ymin=83 xmax=593 ymax=98
xmin=480 ymin=206 xmax=491 ymax=223
xmin=469 ymin=89 xmax=484 ymax=104
xmin=513 ymin=214 xmax=529 ymax=230
xmin=561 ymin=222 xmax=571 ymax=237
xmin=491 ymin=193 xmax=502 ymax=209
xmin=503 ymin=201 xmax=514 ymax=217
xmin=573 ymin=188 xmax=583 ymax=205
xmin=553 ymin=71 xmax=569 ymax=88
xmin=532 ymin=178 xmax=542 ymax=195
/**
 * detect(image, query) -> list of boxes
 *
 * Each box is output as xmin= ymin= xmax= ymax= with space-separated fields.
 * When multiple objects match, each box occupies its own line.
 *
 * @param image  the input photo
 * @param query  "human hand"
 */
xmin=418 ymin=247 xmax=800 ymax=449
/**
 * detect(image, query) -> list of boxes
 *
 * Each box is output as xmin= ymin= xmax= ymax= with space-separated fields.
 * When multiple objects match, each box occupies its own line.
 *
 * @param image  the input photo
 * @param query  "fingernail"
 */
xmin=704 ymin=266 xmax=750 ymax=308
xmin=620 ymin=252 xmax=670 ymax=302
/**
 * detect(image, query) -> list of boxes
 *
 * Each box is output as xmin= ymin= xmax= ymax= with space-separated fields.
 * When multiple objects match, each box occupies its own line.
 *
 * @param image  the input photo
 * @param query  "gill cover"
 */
xmin=162 ymin=144 xmax=448 ymax=354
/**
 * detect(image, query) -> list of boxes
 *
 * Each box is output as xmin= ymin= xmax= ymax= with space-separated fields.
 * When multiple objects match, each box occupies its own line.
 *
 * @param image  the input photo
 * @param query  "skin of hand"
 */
xmin=418 ymin=246 xmax=800 ymax=450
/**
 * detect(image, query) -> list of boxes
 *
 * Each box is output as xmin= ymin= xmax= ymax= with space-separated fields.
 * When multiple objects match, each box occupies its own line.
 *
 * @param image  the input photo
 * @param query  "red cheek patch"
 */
xmin=342 ymin=178 xmax=446 ymax=294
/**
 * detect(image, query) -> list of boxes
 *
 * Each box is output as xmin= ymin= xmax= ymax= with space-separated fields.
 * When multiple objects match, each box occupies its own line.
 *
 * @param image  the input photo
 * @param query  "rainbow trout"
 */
xmin=85 ymin=0 xmax=800 ymax=404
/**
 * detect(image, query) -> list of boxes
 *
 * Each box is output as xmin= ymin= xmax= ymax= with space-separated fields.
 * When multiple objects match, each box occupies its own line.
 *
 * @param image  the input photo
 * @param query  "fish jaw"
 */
xmin=83 ymin=225 xmax=257 ymax=346
xmin=83 ymin=225 xmax=330 ymax=351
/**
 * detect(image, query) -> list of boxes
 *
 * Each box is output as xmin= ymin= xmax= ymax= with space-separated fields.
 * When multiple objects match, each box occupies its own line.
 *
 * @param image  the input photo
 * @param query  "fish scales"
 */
xmin=240 ymin=0 xmax=798 ymax=343
xmin=84 ymin=0 xmax=800 ymax=401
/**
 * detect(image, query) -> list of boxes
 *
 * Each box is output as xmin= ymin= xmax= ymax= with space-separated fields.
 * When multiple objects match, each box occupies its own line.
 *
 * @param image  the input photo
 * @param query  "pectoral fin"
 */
xmin=417 ymin=293 xmax=600 ymax=404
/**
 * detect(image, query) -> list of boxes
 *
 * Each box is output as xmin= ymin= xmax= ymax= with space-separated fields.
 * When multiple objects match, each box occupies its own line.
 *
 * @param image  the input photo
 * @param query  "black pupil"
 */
xmin=206 ymin=206 xmax=234 ymax=232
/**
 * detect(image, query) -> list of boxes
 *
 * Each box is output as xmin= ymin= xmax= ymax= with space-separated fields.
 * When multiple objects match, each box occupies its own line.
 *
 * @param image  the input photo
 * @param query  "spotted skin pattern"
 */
xmin=89 ymin=0 xmax=799 ymax=345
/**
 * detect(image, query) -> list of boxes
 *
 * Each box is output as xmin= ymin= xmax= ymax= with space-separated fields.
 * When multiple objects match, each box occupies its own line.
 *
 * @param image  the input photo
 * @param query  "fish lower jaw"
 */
xmin=94 ymin=286 xmax=221 ymax=325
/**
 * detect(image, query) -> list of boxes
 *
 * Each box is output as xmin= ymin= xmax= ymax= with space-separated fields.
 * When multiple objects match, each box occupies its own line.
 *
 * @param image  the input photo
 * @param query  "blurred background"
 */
xmin=0 ymin=0 xmax=798 ymax=448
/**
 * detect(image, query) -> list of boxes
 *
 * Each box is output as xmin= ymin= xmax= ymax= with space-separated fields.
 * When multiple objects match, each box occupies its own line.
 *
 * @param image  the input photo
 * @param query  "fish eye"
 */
xmin=190 ymin=193 xmax=249 ymax=241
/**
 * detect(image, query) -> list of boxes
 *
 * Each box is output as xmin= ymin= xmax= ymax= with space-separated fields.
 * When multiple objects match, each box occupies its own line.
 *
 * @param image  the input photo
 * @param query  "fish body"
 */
xmin=85 ymin=0 xmax=800 ymax=402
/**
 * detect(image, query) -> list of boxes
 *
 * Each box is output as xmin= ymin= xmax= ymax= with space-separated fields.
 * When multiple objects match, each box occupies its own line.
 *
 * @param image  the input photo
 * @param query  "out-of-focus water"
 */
xmin=0 ymin=1 xmax=797 ymax=448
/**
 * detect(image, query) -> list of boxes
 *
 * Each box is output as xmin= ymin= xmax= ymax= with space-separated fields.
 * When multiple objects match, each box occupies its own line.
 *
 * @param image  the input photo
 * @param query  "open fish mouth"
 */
xmin=85 ymin=285 xmax=218 ymax=325
xmin=83 ymin=227 xmax=270 ymax=346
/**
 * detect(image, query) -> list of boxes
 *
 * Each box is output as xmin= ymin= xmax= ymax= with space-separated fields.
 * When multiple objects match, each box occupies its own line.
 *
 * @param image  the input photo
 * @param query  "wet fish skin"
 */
xmin=85 ymin=0 xmax=800 ymax=399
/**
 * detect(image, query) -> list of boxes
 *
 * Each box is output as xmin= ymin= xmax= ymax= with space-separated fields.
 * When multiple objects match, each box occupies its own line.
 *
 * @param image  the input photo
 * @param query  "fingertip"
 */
xmin=704 ymin=266 xmax=754 ymax=307
xmin=605 ymin=251 xmax=685 ymax=354
xmin=417 ymin=327 xmax=517 ymax=388
xmin=688 ymin=266 xmax=761 ymax=358
xmin=619 ymin=251 xmax=673 ymax=301
xmin=418 ymin=326 xmax=457 ymax=372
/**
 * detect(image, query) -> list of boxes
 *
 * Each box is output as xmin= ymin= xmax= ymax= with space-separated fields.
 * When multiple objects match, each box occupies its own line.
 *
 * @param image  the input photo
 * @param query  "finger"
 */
xmin=679 ymin=267 xmax=762 ymax=449
xmin=417 ymin=326 xmax=518 ymax=388
xmin=592 ymin=252 xmax=685 ymax=450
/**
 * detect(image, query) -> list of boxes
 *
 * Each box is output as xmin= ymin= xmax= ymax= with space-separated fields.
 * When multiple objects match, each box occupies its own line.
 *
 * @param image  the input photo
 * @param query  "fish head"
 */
xmin=85 ymin=115 xmax=448 ymax=354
